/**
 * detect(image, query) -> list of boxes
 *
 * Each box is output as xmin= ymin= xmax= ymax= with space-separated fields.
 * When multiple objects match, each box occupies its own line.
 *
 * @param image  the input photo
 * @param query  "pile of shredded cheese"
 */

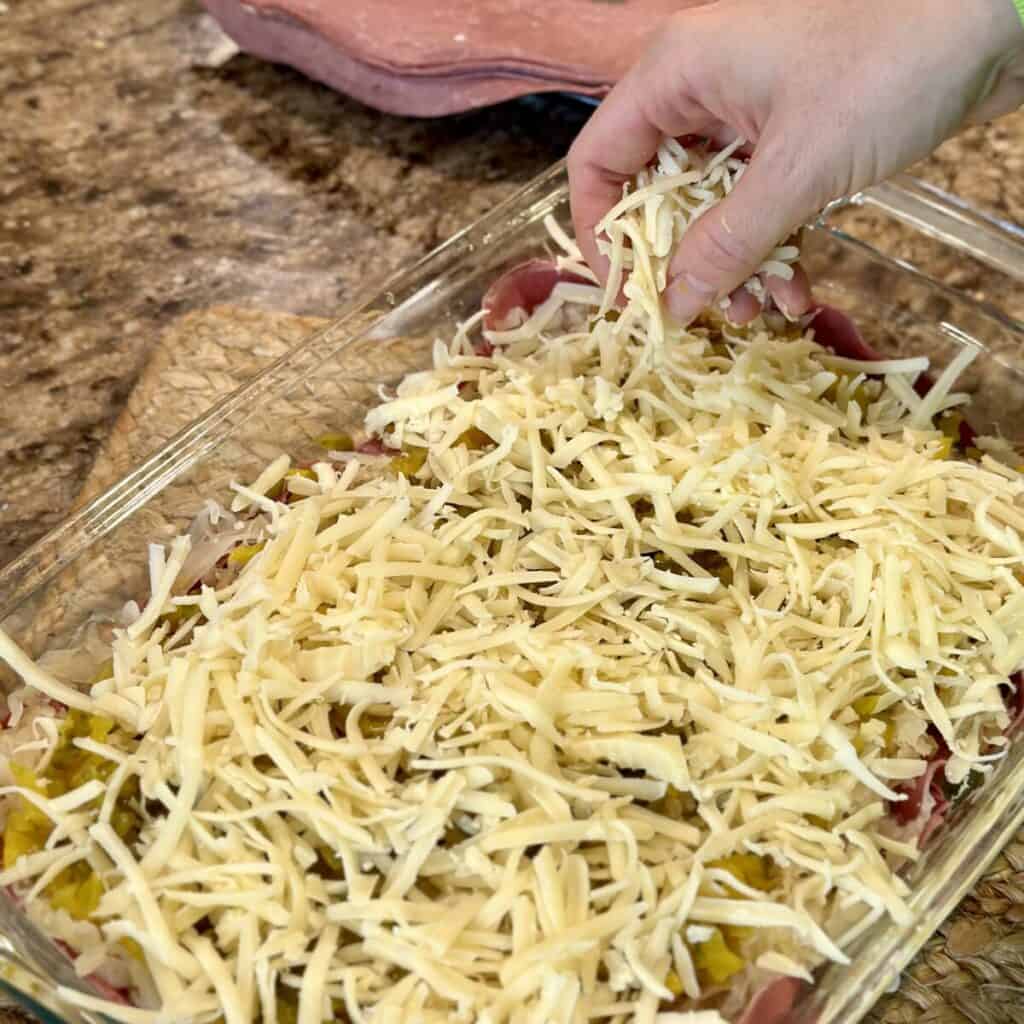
xmin=592 ymin=137 xmax=800 ymax=357
xmin=1 ymin=138 xmax=1024 ymax=1024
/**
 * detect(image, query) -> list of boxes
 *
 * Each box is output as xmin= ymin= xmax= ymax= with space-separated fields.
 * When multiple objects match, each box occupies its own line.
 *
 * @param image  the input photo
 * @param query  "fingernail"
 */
xmin=724 ymin=286 xmax=760 ymax=327
xmin=666 ymin=274 xmax=716 ymax=325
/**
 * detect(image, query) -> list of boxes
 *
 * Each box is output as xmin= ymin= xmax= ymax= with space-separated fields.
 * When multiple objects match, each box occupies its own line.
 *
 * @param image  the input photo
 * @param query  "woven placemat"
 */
xmin=6 ymin=305 xmax=1024 ymax=1023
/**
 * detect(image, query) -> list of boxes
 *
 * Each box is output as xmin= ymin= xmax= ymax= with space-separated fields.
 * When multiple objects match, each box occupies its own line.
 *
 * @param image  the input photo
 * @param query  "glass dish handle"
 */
xmin=836 ymin=173 xmax=1024 ymax=284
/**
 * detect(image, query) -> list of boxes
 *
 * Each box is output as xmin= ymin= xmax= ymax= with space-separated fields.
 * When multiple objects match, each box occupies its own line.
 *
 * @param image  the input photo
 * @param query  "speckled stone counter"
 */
xmin=0 ymin=0 xmax=591 ymax=565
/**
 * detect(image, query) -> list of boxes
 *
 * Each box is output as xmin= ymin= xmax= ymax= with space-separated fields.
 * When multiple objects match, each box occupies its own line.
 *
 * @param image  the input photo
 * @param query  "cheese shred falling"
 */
xmin=0 ymin=138 xmax=1022 ymax=1024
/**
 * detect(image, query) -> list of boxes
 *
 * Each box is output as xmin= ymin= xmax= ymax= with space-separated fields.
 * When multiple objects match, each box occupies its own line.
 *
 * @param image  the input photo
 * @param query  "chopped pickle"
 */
xmin=455 ymin=427 xmax=492 ymax=450
xmin=359 ymin=715 xmax=391 ymax=738
xmin=315 ymin=845 xmax=345 ymax=880
xmin=825 ymin=375 xmax=870 ymax=413
xmin=665 ymin=970 xmax=684 ymax=997
xmin=4 ymin=766 xmax=51 ymax=869
xmin=391 ymin=446 xmax=428 ymax=478
xmin=90 ymin=658 xmax=114 ymax=685
xmin=651 ymin=785 xmax=697 ymax=819
xmin=846 ymin=389 xmax=867 ymax=415
xmin=853 ymin=696 xmax=897 ymax=748
xmin=47 ymin=860 xmax=103 ymax=920
xmin=852 ymin=695 xmax=878 ymax=718
xmin=110 ymin=777 xmax=142 ymax=845
xmin=933 ymin=436 xmax=954 ymax=460
xmin=228 ymin=543 xmax=265 ymax=567
xmin=48 ymin=711 xmax=116 ymax=794
xmin=444 ymin=824 xmax=466 ymax=847
xmin=329 ymin=705 xmax=390 ymax=739
xmin=11 ymin=762 xmax=41 ymax=791
xmin=850 ymin=384 xmax=872 ymax=413
xmin=121 ymin=938 xmax=144 ymax=962
xmin=159 ymin=600 xmax=203 ymax=632
xmin=937 ymin=411 xmax=963 ymax=439
xmin=4 ymin=712 xmax=143 ymax=922
xmin=268 ymin=467 xmax=317 ymax=501
xmin=276 ymin=996 xmax=299 ymax=1024
xmin=708 ymin=852 xmax=773 ymax=892
xmin=693 ymin=928 xmax=745 ymax=985
xmin=316 ymin=432 xmax=354 ymax=452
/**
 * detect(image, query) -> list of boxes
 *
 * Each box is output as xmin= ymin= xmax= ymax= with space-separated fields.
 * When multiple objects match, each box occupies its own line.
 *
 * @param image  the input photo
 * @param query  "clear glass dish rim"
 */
xmin=2 ymin=158 xmax=1024 ymax=1024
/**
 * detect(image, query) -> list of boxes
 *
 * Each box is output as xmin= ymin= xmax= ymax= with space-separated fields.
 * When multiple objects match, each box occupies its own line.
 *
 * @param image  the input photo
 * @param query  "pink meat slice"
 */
xmin=356 ymin=437 xmax=398 ymax=455
xmin=891 ymin=752 xmax=949 ymax=826
xmin=918 ymin=801 xmax=952 ymax=848
xmin=86 ymin=974 xmax=133 ymax=1006
xmin=52 ymin=937 xmax=133 ymax=1006
xmin=735 ymin=976 xmax=808 ymax=1024
xmin=202 ymin=1 xmax=699 ymax=78
xmin=1010 ymin=672 xmax=1024 ymax=735
xmin=807 ymin=305 xmax=884 ymax=363
xmin=481 ymin=258 xmax=589 ymax=331
xmin=203 ymin=0 xmax=610 ymax=117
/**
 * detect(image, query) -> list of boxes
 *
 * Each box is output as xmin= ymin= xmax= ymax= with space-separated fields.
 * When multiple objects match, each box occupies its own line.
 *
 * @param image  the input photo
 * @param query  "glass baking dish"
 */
xmin=1 ymin=161 xmax=1024 ymax=1024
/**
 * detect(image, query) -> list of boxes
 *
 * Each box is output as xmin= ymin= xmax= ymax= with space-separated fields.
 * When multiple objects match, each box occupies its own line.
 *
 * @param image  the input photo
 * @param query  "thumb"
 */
xmin=664 ymin=145 xmax=810 ymax=324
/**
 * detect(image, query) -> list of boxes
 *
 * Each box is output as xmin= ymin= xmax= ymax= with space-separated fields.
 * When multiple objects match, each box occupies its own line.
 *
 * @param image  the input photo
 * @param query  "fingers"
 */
xmin=567 ymin=96 xmax=662 ymax=282
xmin=567 ymin=49 xmax=715 ymax=281
xmin=723 ymin=287 xmax=761 ymax=325
xmin=722 ymin=262 xmax=813 ymax=327
xmin=765 ymin=263 xmax=813 ymax=320
xmin=664 ymin=146 xmax=809 ymax=324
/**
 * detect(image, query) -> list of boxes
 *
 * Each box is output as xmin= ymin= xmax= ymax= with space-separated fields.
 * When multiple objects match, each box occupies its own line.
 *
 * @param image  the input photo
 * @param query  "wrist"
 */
xmin=962 ymin=0 xmax=1024 ymax=122
xmin=977 ymin=0 xmax=1024 ymax=52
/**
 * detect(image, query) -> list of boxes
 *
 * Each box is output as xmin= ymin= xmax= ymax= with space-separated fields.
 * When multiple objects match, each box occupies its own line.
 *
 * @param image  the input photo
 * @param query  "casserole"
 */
xmin=0 ymin=161 xmax=1023 ymax=1024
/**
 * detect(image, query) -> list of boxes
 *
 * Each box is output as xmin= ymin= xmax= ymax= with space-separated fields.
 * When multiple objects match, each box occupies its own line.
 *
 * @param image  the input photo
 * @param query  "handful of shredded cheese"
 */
xmin=593 ymin=137 xmax=800 ymax=357
xmin=0 ymin=139 xmax=1023 ymax=1024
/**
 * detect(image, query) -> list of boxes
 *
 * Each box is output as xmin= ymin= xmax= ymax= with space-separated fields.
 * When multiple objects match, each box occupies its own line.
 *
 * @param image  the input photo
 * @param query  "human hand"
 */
xmin=568 ymin=0 xmax=1024 ymax=325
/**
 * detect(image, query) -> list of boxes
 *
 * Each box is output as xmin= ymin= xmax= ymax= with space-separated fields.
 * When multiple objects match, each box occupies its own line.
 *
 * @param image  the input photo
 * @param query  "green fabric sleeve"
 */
xmin=1016 ymin=0 xmax=1024 ymax=26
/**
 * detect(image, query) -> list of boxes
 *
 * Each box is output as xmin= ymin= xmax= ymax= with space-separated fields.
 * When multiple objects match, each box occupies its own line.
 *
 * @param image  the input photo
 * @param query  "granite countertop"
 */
xmin=1 ymin=0 xmax=593 ymax=566
xmin=4 ymin=3 xmax=1024 ymax=568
